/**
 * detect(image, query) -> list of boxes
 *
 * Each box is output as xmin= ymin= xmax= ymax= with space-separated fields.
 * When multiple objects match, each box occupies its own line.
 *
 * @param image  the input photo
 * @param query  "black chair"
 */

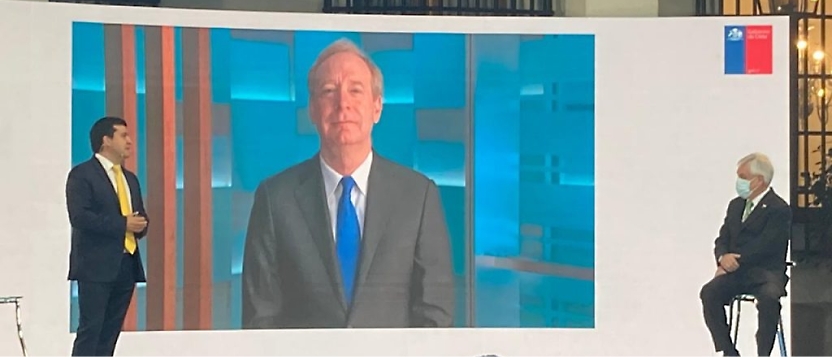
xmin=727 ymin=262 xmax=793 ymax=357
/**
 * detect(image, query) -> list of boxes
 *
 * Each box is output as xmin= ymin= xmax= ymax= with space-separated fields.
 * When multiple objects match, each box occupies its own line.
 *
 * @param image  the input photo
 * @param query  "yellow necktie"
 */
xmin=113 ymin=165 xmax=137 ymax=254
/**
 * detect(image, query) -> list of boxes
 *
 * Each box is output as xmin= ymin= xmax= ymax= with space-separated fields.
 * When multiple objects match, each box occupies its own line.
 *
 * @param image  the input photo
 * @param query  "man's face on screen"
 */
xmin=103 ymin=124 xmax=132 ymax=160
xmin=309 ymin=51 xmax=382 ymax=149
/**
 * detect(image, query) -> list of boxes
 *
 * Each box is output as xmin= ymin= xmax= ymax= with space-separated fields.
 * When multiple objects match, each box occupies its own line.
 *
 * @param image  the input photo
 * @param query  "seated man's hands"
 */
xmin=719 ymin=253 xmax=741 ymax=272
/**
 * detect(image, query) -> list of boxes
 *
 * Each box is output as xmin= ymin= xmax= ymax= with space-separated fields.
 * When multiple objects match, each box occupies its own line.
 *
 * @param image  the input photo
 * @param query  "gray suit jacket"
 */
xmin=241 ymin=153 xmax=454 ymax=329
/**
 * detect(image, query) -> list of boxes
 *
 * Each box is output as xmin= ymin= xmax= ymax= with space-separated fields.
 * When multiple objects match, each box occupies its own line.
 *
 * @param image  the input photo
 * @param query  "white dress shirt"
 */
xmin=95 ymin=153 xmax=133 ymax=210
xmin=320 ymin=151 xmax=373 ymax=242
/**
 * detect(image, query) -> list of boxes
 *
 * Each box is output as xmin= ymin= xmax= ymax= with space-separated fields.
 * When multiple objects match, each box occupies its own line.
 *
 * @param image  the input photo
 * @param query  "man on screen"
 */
xmin=241 ymin=38 xmax=454 ymax=329
xmin=700 ymin=152 xmax=790 ymax=356
xmin=66 ymin=116 xmax=149 ymax=356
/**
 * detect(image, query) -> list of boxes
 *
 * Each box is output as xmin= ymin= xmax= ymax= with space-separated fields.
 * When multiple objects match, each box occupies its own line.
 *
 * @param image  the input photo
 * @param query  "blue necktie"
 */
xmin=336 ymin=176 xmax=360 ymax=305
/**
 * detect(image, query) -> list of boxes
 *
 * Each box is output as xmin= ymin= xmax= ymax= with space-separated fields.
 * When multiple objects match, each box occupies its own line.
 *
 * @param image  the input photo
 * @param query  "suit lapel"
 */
xmin=125 ymin=170 xmax=142 ymax=213
xmin=353 ymin=158 xmax=394 ymax=300
xmin=294 ymin=160 xmax=346 ymax=311
xmin=741 ymin=190 xmax=772 ymax=230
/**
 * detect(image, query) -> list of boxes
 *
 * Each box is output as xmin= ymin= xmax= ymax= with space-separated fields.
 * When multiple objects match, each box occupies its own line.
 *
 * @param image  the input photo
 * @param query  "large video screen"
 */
xmin=70 ymin=24 xmax=595 ymax=330
xmin=0 ymin=1 xmax=790 ymax=355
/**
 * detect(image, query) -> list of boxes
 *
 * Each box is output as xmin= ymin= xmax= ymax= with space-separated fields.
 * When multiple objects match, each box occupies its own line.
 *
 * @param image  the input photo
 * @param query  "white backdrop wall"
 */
xmin=0 ymin=0 xmax=790 ymax=355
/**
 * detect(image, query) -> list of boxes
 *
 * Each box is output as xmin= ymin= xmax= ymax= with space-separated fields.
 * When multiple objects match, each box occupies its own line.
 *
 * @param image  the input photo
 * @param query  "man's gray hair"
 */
xmin=738 ymin=152 xmax=774 ymax=184
xmin=307 ymin=38 xmax=384 ymax=98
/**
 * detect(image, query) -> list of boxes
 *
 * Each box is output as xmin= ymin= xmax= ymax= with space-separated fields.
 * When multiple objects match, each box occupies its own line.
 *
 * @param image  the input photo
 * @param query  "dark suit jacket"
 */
xmin=66 ymin=157 xmax=148 ymax=283
xmin=241 ymin=153 xmax=454 ymax=329
xmin=713 ymin=188 xmax=791 ymax=290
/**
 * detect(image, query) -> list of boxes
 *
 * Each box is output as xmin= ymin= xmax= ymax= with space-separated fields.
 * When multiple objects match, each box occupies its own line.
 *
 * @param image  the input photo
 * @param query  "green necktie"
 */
xmin=742 ymin=200 xmax=754 ymax=222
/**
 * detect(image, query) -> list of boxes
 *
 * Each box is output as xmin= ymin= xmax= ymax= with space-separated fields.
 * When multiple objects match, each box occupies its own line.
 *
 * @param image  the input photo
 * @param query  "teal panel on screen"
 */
xmin=473 ymin=34 xmax=596 ymax=328
xmin=71 ymin=22 xmax=105 ymax=167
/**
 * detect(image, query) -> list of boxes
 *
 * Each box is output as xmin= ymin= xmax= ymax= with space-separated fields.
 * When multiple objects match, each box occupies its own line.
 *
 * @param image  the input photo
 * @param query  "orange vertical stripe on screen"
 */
xmin=182 ymin=27 xmax=214 ymax=330
xmin=144 ymin=25 xmax=178 ymax=331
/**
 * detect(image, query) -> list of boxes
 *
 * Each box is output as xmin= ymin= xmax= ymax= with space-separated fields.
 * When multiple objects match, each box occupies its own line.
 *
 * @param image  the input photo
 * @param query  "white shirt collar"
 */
xmin=749 ymin=186 xmax=772 ymax=208
xmin=320 ymin=151 xmax=373 ymax=198
xmin=95 ymin=153 xmax=116 ymax=172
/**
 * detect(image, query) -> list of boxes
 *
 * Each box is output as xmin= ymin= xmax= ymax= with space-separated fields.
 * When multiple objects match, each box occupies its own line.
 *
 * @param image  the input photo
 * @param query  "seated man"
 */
xmin=700 ymin=152 xmax=791 ymax=356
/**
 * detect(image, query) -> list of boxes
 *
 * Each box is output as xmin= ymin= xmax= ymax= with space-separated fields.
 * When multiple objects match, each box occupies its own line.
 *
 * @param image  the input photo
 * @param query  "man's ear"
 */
xmin=373 ymin=95 xmax=382 ymax=123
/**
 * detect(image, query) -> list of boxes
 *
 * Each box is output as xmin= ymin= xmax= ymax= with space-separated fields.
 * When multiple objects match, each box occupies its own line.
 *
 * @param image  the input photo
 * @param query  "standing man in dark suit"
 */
xmin=66 ymin=116 xmax=149 ymax=356
xmin=241 ymin=38 xmax=454 ymax=329
xmin=700 ymin=152 xmax=791 ymax=356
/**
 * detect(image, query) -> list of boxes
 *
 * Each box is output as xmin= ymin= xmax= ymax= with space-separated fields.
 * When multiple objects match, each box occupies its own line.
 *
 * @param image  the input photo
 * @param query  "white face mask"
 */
xmin=736 ymin=177 xmax=752 ymax=199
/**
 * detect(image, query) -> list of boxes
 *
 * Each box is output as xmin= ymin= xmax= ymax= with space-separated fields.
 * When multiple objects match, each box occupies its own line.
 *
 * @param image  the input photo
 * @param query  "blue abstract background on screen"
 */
xmin=71 ymin=22 xmax=594 ymax=329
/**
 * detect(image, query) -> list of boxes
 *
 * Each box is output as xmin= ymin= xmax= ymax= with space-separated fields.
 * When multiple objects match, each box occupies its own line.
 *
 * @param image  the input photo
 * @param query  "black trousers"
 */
xmin=700 ymin=269 xmax=784 ymax=356
xmin=72 ymin=253 xmax=138 ymax=356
